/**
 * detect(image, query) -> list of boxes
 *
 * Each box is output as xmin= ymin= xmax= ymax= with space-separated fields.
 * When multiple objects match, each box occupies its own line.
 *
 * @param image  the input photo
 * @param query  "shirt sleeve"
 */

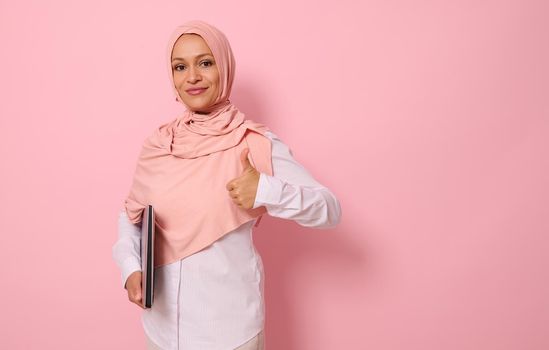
xmin=111 ymin=208 xmax=142 ymax=289
xmin=251 ymin=131 xmax=342 ymax=229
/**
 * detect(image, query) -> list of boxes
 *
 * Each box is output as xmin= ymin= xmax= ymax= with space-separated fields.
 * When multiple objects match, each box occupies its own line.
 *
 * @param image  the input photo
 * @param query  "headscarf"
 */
xmin=124 ymin=20 xmax=273 ymax=268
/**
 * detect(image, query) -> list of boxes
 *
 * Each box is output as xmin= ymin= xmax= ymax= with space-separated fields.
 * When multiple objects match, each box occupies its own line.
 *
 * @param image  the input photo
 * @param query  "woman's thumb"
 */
xmin=241 ymin=148 xmax=253 ymax=170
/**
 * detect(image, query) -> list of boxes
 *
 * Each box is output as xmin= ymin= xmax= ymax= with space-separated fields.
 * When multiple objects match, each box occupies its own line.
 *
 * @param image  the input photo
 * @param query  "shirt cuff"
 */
xmin=120 ymin=256 xmax=142 ymax=289
xmin=252 ymin=172 xmax=284 ymax=209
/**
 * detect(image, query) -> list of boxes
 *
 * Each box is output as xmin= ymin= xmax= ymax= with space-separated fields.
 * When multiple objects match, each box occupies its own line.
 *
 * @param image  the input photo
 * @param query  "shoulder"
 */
xmin=261 ymin=129 xmax=297 ymax=158
xmin=155 ymin=116 xmax=179 ymax=135
xmin=141 ymin=116 xmax=178 ymax=147
xmin=245 ymin=124 xmax=285 ymax=147
xmin=263 ymin=129 xmax=282 ymax=142
xmin=263 ymin=130 xmax=288 ymax=149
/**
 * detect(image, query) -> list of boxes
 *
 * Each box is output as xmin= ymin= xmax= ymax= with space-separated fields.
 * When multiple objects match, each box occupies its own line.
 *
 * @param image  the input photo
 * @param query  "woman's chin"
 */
xmin=184 ymin=102 xmax=207 ymax=112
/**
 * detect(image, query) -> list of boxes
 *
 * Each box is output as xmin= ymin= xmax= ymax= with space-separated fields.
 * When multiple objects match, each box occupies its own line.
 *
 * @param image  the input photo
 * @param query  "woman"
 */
xmin=112 ymin=20 xmax=342 ymax=350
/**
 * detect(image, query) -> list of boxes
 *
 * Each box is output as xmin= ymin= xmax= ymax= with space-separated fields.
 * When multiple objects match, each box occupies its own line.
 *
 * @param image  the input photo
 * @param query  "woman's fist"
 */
xmin=226 ymin=148 xmax=260 ymax=209
xmin=125 ymin=271 xmax=145 ymax=309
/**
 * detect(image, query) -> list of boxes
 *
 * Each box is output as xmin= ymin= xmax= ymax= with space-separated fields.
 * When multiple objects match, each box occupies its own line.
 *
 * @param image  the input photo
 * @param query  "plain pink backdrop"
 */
xmin=1 ymin=0 xmax=548 ymax=349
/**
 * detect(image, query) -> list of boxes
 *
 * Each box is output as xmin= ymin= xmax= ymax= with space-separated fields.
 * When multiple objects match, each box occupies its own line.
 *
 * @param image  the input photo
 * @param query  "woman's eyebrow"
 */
xmin=172 ymin=53 xmax=212 ymax=62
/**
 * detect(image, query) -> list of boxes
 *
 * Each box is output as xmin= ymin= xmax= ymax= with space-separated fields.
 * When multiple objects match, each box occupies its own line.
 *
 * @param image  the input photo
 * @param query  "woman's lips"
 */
xmin=186 ymin=87 xmax=207 ymax=95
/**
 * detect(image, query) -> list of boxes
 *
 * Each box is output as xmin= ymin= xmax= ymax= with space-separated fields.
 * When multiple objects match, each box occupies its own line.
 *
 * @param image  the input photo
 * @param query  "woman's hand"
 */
xmin=125 ymin=271 xmax=145 ymax=309
xmin=226 ymin=148 xmax=260 ymax=210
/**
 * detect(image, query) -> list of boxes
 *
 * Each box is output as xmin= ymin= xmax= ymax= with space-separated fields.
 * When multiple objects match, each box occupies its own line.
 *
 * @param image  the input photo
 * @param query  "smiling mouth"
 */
xmin=186 ymin=87 xmax=208 ymax=95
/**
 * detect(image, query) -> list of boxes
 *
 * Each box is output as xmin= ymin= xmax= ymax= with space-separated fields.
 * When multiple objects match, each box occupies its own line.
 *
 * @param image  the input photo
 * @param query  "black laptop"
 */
xmin=141 ymin=205 xmax=155 ymax=308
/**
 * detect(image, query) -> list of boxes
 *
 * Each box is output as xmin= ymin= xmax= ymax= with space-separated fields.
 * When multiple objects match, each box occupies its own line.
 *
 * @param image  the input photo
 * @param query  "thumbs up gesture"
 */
xmin=226 ymin=148 xmax=260 ymax=210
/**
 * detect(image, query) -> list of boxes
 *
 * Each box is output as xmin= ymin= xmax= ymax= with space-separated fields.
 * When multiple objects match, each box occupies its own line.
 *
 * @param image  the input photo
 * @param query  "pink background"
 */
xmin=1 ymin=0 xmax=548 ymax=349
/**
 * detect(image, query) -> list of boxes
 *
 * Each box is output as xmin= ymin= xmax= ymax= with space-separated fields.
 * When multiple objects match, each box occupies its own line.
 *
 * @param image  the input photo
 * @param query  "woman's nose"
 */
xmin=186 ymin=66 xmax=201 ymax=82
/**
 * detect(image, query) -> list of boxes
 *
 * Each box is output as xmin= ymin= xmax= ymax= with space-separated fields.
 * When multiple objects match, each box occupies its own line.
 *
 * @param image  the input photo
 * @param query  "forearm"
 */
xmin=253 ymin=173 xmax=341 ymax=228
xmin=111 ymin=208 xmax=142 ymax=288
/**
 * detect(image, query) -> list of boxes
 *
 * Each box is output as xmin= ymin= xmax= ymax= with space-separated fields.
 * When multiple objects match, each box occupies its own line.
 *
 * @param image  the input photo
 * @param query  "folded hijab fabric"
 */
xmin=124 ymin=20 xmax=273 ymax=268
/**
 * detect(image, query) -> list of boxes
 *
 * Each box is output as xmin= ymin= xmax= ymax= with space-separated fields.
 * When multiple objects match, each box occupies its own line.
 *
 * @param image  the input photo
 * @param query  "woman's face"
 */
xmin=171 ymin=34 xmax=220 ymax=113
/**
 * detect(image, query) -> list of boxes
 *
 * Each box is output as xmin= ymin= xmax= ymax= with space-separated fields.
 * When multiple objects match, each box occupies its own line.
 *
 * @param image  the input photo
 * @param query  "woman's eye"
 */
xmin=173 ymin=60 xmax=213 ymax=72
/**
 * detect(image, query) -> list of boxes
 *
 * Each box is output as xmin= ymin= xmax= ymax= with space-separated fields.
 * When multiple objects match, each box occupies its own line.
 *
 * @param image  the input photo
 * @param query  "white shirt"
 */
xmin=112 ymin=131 xmax=342 ymax=350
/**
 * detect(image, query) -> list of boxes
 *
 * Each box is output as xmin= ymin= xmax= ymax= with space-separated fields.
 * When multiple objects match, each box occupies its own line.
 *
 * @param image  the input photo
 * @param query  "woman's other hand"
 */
xmin=125 ymin=271 xmax=145 ymax=309
xmin=226 ymin=148 xmax=260 ymax=210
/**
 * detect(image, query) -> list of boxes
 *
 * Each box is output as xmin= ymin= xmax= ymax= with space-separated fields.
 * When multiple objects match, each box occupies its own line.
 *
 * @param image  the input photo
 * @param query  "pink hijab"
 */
xmin=124 ymin=20 xmax=273 ymax=268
